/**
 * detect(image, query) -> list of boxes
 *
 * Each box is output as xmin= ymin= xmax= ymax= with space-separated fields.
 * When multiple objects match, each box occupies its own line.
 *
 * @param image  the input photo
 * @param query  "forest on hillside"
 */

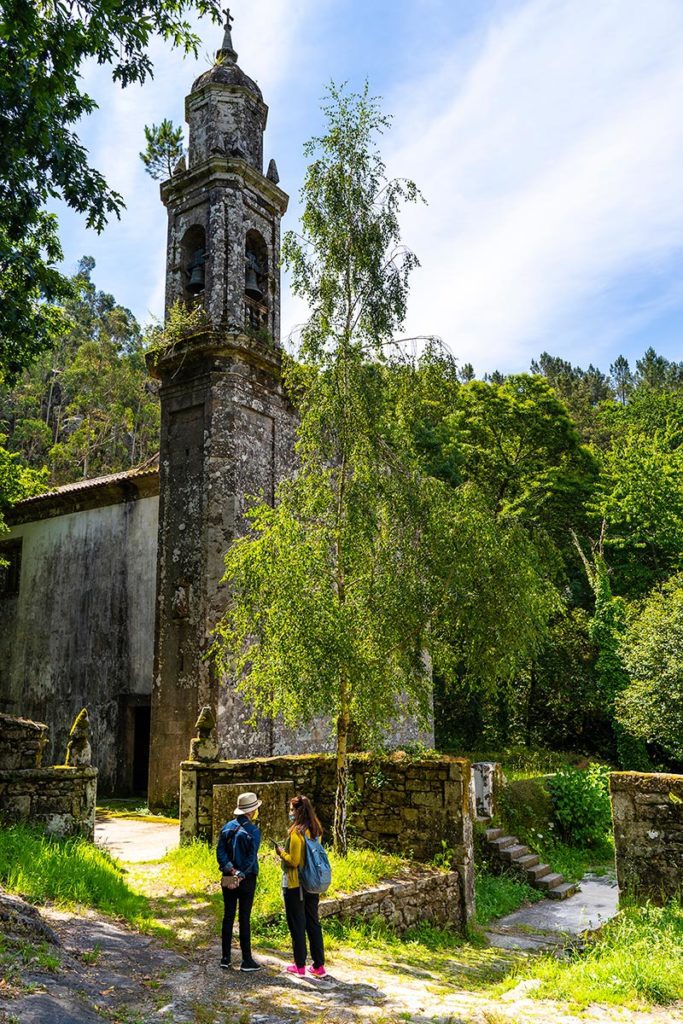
xmin=1 ymin=258 xmax=681 ymax=772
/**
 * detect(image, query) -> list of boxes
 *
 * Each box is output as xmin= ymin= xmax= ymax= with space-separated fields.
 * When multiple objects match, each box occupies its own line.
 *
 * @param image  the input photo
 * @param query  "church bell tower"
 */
xmin=147 ymin=14 xmax=293 ymax=808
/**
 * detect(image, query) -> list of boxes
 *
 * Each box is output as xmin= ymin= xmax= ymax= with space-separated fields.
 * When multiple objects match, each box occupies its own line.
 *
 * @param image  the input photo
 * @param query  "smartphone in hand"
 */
xmin=272 ymin=839 xmax=281 ymax=854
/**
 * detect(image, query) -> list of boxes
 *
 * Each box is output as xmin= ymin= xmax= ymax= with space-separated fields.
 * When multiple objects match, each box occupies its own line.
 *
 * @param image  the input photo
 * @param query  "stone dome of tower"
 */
xmin=191 ymin=14 xmax=263 ymax=101
xmin=191 ymin=60 xmax=262 ymax=100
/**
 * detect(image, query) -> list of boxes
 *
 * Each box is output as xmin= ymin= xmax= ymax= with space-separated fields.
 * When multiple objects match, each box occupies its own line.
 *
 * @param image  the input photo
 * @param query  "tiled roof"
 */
xmin=7 ymin=456 xmax=160 ymax=524
xmin=15 ymin=456 xmax=159 ymax=506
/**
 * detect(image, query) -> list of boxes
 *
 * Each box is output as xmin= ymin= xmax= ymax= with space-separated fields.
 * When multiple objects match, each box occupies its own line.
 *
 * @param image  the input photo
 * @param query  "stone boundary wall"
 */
xmin=180 ymin=751 xmax=474 ymax=927
xmin=318 ymin=869 xmax=463 ymax=934
xmin=0 ymin=713 xmax=97 ymax=839
xmin=610 ymin=771 xmax=683 ymax=905
xmin=0 ymin=712 xmax=47 ymax=770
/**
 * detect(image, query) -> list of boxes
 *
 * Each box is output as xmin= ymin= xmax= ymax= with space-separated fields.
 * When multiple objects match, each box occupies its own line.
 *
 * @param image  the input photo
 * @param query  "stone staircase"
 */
xmin=485 ymin=828 xmax=578 ymax=900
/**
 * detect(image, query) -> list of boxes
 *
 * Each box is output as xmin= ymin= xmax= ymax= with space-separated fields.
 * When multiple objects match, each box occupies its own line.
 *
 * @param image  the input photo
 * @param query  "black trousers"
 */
xmin=221 ymin=873 xmax=257 ymax=961
xmin=284 ymin=887 xmax=325 ymax=969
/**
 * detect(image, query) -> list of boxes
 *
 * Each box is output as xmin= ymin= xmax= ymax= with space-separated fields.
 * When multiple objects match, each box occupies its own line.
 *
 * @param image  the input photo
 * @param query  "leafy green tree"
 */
xmin=140 ymin=119 xmax=185 ymax=180
xmin=610 ymin=355 xmax=633 ymax=405
xmin=592 ymin=391 xmax=683 ymax=596
xmin=0 ymin=0 xmax=222 ymax=379
xmin=617 ymin=574 xmax=683 ymax=763
xmin=0 ymin=259 xmax=159 ymax=483
xmin=635 ymin=346 xmax=683 ymax=391
xmin=530 ymin=351 xmax=611 ymax=444
xmin=213 ymin=86 xmax=556 ymax=854
xmin=214 ymin=84 xmax=426 ymax=855
xmin=0 ymin=435 xmax=47 ymax=542
xmin=573 ymin=535 xmax=649 ymax=768
xmin=443 ymin=374 xmax=596 ymax=550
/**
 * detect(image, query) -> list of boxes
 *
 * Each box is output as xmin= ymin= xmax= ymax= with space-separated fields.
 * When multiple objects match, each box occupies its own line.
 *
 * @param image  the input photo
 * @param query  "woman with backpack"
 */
xmin=276 ymin=794 xmax=327 ymax=978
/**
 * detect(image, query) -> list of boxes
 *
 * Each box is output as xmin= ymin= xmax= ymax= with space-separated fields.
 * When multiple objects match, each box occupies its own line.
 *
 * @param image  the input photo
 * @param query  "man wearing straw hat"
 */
xmin=216 ymin=791 xmax=263 ymax=971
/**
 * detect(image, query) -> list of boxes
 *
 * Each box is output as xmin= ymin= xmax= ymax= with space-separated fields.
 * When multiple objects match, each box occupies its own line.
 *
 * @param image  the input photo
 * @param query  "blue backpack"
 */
xmin=299 ymin=837 xmax=332 ymax=894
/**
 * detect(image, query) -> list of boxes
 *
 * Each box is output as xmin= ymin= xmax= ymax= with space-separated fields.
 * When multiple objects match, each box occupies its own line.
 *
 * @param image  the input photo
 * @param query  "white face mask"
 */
xmin=288 ymin=811 xmax=296 ymax=822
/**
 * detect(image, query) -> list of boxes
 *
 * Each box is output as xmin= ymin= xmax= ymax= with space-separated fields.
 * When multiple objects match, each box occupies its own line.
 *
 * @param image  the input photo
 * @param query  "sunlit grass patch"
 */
xmin=475 ymin=869 xmax=542 ymax=926
xmin=497 ymin=900 xmax=683 ymax=1009
xmin=135 ymin=839 xmax=412 ymax=946
xmin=96 ymin=798 xmax=179 ymax=825
xmin=320 ymin=914 xmax=523 ymax=989
xmin=0 ymin=824 xmax=151 ymax=927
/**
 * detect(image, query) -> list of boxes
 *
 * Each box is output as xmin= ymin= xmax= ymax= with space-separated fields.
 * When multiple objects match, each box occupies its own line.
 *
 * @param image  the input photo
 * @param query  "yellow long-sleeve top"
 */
xmin=279 ymin=829 xmax=309 ymax=889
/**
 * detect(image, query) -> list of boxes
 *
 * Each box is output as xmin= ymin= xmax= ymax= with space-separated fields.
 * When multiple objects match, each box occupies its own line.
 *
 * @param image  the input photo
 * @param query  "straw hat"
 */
xmin=233 ymin=791 xmax=262 ymax=816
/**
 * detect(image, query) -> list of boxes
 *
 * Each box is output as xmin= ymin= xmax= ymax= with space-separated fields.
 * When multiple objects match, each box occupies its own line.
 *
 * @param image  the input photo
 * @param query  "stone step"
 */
xmin=545 ymin=881 xmax=578 ymax=900
xmin=489 ymin=835 xmax=517 ymax=851
xmin=500 ymin=844 xmax=529 ymax=863
xmin=516 ymin=853 xmax=540 ymax=869
xmin=527 ymin=862 xmax=552 ymax=882
xmin=535 ymin=872 xmax=565 ymax=891
xmin=486 ymin=828 xmax=503 ymax=841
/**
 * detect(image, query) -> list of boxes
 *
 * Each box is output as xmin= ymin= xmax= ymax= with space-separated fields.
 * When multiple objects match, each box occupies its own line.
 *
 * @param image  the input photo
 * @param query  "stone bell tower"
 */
xmin=147 ymin=14 xmax=294 ymax=808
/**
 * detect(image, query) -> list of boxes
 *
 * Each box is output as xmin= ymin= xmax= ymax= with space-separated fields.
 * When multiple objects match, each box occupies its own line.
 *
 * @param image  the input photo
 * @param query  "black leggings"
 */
xmin=222 ymin=873 xmax=256 ymax=961
xmin=284 ymin=887 xmax=325 ymax=969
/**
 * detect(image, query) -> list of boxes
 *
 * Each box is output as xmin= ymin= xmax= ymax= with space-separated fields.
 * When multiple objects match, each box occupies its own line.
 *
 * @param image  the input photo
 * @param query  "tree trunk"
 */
xmin=333 ymin=698 xmax=350 ymax=857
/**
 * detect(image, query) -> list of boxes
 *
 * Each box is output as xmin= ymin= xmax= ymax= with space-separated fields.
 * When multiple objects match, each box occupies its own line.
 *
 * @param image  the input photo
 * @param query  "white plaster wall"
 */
xmin=0 ymin=496 xmax=158 ymax=790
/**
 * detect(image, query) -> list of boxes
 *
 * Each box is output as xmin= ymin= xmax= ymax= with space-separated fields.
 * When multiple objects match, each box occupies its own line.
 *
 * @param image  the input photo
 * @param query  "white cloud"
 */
xmin=383 ymin=0 xmax=683 ymax=371
xmin=59 ymin=0 xmax=683 ymax=370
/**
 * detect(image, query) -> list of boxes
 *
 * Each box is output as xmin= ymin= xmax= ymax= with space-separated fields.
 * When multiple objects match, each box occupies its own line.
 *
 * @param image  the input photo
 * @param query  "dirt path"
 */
xmin=2 ymin=823 xmax=679 ymax=1024
xmin=2 ymin=904 xmax=681 ymax=1024
xmin=95 ymin=815 xmax=179 ymax=863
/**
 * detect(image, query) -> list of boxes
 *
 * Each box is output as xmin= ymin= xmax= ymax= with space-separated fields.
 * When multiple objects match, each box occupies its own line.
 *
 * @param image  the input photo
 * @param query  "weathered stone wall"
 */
xmin=180 ymin=752 xmax=475 ymax=924
xmin=610 ymin=771 xmax=683 ymax=904
xmin=0 ymin=712 xmax=47 ymax=770
xmin=0 ymin=713 xmax=97 ymax=839
xmin=0 ymin=494 xmax=158 ymax=793
xmin=0 ymin=766 xmax=97 ymax=840
xmin=319 ymin=869 xmax=464 ymax=934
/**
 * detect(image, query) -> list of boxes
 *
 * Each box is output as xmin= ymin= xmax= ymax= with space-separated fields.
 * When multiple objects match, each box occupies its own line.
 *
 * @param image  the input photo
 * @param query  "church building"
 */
xmin=0 ymin=19 xmax=330 ymax=806
xmin=0 ymin=18 xmax=429 ymax=807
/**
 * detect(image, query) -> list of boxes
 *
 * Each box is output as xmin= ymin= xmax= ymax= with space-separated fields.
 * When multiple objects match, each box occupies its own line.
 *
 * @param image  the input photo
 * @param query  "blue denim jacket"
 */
xmin=216 ymin=815 xmax=261 ymax=877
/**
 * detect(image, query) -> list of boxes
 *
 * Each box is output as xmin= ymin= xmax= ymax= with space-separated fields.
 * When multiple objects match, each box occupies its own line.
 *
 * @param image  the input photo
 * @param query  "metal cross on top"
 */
xmin=223 ymin=7 xmax=234 ymax=30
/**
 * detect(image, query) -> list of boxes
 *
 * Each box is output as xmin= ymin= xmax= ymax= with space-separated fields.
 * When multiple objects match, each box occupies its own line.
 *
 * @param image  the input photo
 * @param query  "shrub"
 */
xmin=546 ymin=763 xmax=612 ymax=846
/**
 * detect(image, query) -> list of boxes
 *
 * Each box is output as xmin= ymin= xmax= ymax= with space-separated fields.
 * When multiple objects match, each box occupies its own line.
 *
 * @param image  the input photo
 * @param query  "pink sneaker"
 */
xmin=308 ymin=966 xmax=326 ymax=978
xmin=286 ymin=964 xmax=305 ymax=976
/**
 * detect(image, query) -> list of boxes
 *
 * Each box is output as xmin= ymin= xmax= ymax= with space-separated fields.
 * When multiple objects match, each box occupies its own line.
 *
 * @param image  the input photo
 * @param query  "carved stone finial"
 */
xmin=217 ymin=7 xmax=238 ymax=63
xmin=172 ymin=154 xmax=186 ymax=176
xmin=190 ymin=705 xmax=219 ymax=762
xmin=195 ymin=705 xmax=216 ymax=738
xmin=65 ymin=708 xmax=92 ymax=767
xmin=266 ymin=158 xmax=280 ymax=184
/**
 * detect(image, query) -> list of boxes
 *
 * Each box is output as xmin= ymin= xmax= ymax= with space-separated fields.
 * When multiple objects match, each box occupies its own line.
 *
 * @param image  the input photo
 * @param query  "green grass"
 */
xmin=160 ymin=840 xmax=411 ymax=930
xmin=498 ymin=900 xmax=683 ymax=1008
xmin=153 ymin=835 xmax=411 ymax=937
xmin=96 ymin=798 xmax=179 ymax=825
xmin=0 ymin=933 xmax=60 ymax=980
xmin=452 ymin=746 xmax=589 ymax=781
xmin=0 ymin=824 xmax=152 ymax=926
xmin=474 ymin=869 xmax=542 ymax=926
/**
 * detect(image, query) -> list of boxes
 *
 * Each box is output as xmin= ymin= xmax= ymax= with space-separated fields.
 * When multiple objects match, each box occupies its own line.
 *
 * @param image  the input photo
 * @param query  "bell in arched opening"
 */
xmin=245 ymin=251 xmax=263 ymax=301
xmin=187 ymin=248 xmax=206 ymax=294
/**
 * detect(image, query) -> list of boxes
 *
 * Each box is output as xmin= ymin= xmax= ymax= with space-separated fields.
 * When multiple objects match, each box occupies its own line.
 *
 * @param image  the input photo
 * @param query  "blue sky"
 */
xmin=55 ymin=0 xmax=683 ymax=376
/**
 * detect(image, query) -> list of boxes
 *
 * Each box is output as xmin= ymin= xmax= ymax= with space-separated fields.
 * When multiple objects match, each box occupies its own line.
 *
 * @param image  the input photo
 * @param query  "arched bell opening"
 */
xmin=244 ymin=229 xmax=269 ymax=333
xmin=180 ymin=225 xmax=207 ymax=304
